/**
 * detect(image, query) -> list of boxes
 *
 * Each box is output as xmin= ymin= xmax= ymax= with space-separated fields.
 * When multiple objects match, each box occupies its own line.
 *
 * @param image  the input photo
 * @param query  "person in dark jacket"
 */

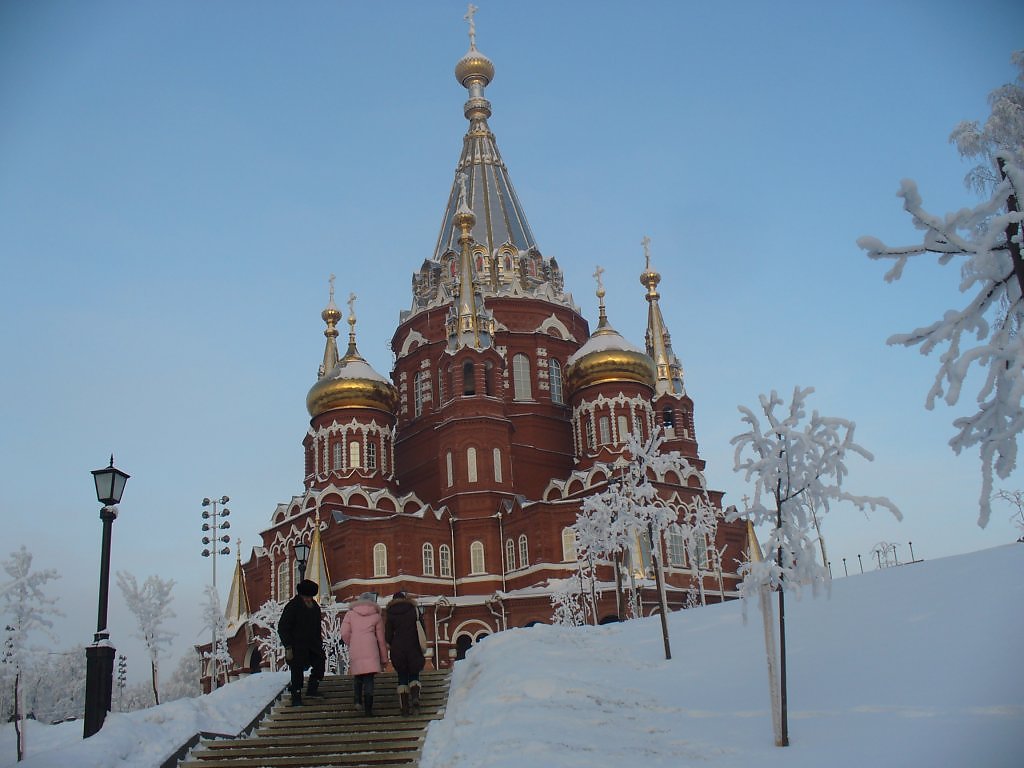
xmin=385 ymin=591 xmax=426 ymax=715
xmin=278 ymin=579 xmax=325 ymax=706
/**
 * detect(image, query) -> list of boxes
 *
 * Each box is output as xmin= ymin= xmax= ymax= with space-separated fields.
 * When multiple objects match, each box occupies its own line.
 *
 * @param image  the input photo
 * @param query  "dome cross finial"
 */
xmin=464 ymin=4 xmax=479 ymax=49
xmin=328 ymin=273 xmax=336 ymax=302
xmin=642 ymin=235 xmax=652 ymax=270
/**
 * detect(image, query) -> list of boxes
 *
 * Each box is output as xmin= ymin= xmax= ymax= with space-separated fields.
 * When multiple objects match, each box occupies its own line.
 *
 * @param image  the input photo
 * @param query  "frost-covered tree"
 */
xmin=320 ymin=601 xmax=349 ymax=675
xmin=859 ymin=52 xmax=1024 ymax=527
xmin=993 ymin=488 xmax=1024 ymax=539
xmin=1 ymin=547 xmax=60 ymax=762
xmin=162 ymin=650 xmax=202 ymax=702
xmin=116 ymin=572 xmax=176 ymax=705
xmin=248 ymin=598 xmax=285 ymax=672
xmin=200 ymin=585 xmax=232 ymax=689
xmin=730 ymin=386 xmax=900 ymax=747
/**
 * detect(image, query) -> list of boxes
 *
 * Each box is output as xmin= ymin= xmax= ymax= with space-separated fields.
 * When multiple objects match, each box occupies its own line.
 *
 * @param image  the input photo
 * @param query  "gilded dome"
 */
xmin=455 ymin=47 xmax=495 ymax=86
xmin=564 ymin=327 xmax=656 ymax=396
xmin=306 ymin=355 xmax=399 ymax=418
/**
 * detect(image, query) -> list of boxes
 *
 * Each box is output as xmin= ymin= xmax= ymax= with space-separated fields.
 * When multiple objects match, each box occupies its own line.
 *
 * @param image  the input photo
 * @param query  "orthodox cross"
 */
xmin=742 ymin=494 xmax=751 ymax=510
xmin=328 ymin=273 xmax=336 ymax=302
xmin=347 ymin=292 xmax=357 ymax=324
xmin=641 ymin=235 xmax=652 ymax=270
xmin=465 ymin=4 xmax=478 ymax=48
xmin=593 ymin=265 xmax=605 ymax=296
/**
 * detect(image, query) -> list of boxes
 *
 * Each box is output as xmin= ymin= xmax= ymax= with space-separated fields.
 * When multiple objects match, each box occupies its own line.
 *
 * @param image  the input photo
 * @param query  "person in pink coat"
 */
xmin=340 ymin=592 xmax=388 ymax=716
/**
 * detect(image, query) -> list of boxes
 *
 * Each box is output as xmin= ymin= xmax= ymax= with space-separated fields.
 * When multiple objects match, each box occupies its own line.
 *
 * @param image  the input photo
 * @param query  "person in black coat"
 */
xmin=278 ymin=579 xmax=325 ymax=706
xmin=385 ymin=591 xmax=426 ymax=715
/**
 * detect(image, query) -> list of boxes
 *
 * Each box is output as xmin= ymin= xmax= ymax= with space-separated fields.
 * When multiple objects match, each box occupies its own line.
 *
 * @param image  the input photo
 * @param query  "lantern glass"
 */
xmin=92 ymin=459 xmax=130 ymax=506
xmin=294 ymin=543 xmax=310 ymax=565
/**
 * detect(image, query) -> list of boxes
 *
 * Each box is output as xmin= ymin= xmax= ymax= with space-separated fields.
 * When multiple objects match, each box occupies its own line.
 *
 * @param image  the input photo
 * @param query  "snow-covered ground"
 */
xmin=4 ymin=545 xmax=1021 ymax=767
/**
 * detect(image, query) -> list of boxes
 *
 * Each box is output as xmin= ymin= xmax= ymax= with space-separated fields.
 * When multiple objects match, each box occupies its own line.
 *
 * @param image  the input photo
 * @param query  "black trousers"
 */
xmin=353 ymin=672 xmax=376 ymax=702
xmin=288 ymin=646 xmax=325 ymax=694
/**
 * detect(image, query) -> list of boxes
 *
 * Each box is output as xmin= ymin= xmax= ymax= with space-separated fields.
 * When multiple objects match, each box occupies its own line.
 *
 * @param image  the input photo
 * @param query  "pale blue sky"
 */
xmin=1 ymin=1 xmax=1020 ymax=681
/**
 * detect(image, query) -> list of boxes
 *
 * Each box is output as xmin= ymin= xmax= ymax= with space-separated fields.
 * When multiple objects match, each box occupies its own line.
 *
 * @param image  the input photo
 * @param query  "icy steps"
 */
xmin=180 ymin=669 xmax=450 ymax=768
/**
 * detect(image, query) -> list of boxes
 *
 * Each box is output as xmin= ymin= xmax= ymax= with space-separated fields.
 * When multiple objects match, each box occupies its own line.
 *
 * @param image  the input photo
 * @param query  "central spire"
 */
xmin=640 ymin=237 xmax=686 ymax=396
xmin=433 ymin=6 xmax=537 ymax=262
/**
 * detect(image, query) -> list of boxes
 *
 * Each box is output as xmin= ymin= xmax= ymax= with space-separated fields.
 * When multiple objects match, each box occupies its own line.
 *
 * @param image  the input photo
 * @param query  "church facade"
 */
xmin=215 ymin=28 xmax=747 ymax=683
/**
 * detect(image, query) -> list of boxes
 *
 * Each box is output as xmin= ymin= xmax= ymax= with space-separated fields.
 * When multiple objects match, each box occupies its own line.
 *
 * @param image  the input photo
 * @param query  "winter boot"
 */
xmin=409 ymin=680 xmax=421 ymax=713
xmin=306 ymin=680 xmax=324 ymax=699
xmin=363 ymin=694 xmax=374 ymax=717
xmin=289 ymin=690 xmax=303 ymax=707
xmin=398 ymin=684 xmax=411 ymax=716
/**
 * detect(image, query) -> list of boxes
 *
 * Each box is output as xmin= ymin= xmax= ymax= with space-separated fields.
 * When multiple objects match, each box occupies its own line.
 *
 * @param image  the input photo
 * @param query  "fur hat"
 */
xmin=297 ymin=579 xmax=319 ymax=597
xmin=393 ymin=591 xmax=407 ymax=599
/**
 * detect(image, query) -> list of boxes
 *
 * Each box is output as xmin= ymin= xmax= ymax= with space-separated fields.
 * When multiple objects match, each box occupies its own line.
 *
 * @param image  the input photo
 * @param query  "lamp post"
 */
xmin=84 ymin=455 xmax=129 ymax=738
xmin=201 ymin=496 xmax=230 ymax=689
xmin=294 ymin=542 xmax=310 ymax=583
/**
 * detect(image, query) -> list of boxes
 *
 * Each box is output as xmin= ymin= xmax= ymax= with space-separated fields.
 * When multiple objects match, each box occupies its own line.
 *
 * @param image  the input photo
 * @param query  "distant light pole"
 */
xmin=84 ymin=456 xmax=129 ymax=738
xmin=908 ymin=541 xmax=917 ymax=563
xmin=201 ymin=496 xmax=231 ymax=689
xmin=294 ymin=542 xmax=310 ymax=583
xmin=842 ymin=557 xmax=848 ymax=577
xmin=892 ymin=543 xmax=900 ymax=566
xmin=857 ymin=554 xmax=864 ymax=574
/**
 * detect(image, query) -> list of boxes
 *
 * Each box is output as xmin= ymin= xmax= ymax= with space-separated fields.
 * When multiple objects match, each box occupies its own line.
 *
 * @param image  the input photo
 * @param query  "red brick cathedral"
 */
xmin=218 ymin=29 xmax=746 ymax=680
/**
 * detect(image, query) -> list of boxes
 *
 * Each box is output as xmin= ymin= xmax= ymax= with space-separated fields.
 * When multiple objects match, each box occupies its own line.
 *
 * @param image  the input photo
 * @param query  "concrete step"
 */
xmin=180 ymin=670 xmax=449 ymax=768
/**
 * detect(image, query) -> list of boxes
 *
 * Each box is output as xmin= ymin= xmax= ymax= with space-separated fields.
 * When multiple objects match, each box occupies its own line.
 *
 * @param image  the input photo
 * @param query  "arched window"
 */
xmin=463 ymin=361 xmax=476 ymax=395
xmin=414 ymin=371 xmax=428 ymax=417
xmin=437 ymin=369 xmax=446 ymax=404
xmin=277 ymin=560 xmax=290 ymax=601
xmin=366 ymin=441 xmax=377 ymax=470
xmin=332 ymin=442 xmax=343 ymax=470
xmin=549 ymin=358 xmax=564 ymax=404
xmin=585 ymin=419 xmax=595 ymax=451
xmin=512 ymin=354 xmax=532 ymax=400
xmin=617 ymin=415 xmax=629 ymax=441
xmin=668 ymin=527 xmax=686 ymax=567
xmin=446 ymin=451 xmax=454 ymax=487
xmin=518 ymin=534 xmax=529 ymax=569
xmin=505 ymin=539 xmax=515 ymax=571
xmin=476 ymin=254 xmax=484 ymax=271
xmin=484 ymin=361 xmax=494 ymax=396
xmin=422 ymin=543 xmax=435 ymax=576
xmin=694 ymin=536 xmax=709 ymax=569
xmin=598 ymin=416 xmax=611 ymax=445
xmin=467 ymin=447 xmax=478 ymax=483
xmin=349 ymin=440 xmax=361 ymax=468
xmin=663 ymin=406 xmax=675 ymax=429
xmin=373 ymin=543 xmax=388 ymax=577
xmin=470 ymin=541 xmax=485 ymax=574
xmin=492 ymin=447 xmax=502 ymax=483
xmin=561 ymin=527 xmax=577 ymax=562
xmin=439 ymin=544 xmax=452 ymax=578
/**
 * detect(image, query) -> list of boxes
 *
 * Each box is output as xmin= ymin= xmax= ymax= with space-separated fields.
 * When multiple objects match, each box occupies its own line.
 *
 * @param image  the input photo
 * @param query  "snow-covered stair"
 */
xmin=179 ymin=669 xmax=450 ymax=768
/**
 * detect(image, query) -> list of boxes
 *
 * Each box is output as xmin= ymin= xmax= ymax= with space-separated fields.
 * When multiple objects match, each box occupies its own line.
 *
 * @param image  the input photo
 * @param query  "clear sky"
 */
xmin=1 ymin=1 xmax=1020 ymax=683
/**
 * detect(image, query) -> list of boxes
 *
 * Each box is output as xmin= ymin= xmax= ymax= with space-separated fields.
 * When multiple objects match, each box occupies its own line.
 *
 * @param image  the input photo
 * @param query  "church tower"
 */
xmin=215 ymin=9 xmax=747 ymax=684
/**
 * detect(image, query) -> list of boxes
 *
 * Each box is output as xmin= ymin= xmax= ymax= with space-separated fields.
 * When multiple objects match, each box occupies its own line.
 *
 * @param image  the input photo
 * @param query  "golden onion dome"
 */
xmin=306 ymin=354 xmax=399 ymax=418
xmin=565 ymin=327 xmax=657 ymax=397
xmin=455 ymin=46 xmax=495 ymax=86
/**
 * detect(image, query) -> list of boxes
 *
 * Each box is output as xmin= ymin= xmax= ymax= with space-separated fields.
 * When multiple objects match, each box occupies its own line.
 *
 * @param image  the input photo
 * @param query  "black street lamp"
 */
xmin=201 ymin=496 xmax=230 ymax=689
xmin=294 ymin=543 xmax=311 ymax=582
xmin=84 ymin=456 xmax=129 ymax=738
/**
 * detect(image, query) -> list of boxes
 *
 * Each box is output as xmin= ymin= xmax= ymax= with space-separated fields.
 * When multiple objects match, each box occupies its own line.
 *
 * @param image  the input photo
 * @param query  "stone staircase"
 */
xmin=180 ymin=669 xmax=450 ymax=768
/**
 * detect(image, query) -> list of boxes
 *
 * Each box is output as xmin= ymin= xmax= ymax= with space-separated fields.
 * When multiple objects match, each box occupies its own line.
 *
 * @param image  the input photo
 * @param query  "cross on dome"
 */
xmin=465 ymin=4 xmax=478 ymax=49
xmin=347 ymin=292 xmax=357 ymax=325
xmin=328 ymin=273 xmax=336 ymax=302
xmin=642 ymin=235 xmax=652 ymax=270
xmin=593 ymin=265 xmax=605 ymax=298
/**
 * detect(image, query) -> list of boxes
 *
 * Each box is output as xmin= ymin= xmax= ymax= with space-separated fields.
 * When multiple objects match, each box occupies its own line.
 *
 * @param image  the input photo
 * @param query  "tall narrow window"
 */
xmin=439 ymin=544 xmax=452 ymax=578
xmin=463 ymin=361 xmax=476 ymax=395
xmin=373 ymin=543 xmax=388 ymax=577
xmin=437 ymin=369 xmax=446 ymax=404
xmin=422 ymin=543 xmax=435 ymax=576
xmin=505 ymin=539 xmax=515 ymax=572
xmin=366 ymin=441 xmax=377 ymax=470
xmin=484 ymin=361 xmax=494 ymax=396
xmin=467 ymin=447 xmax=478 ymax=483
xmin=446 ymin=451 xmax=453 ymax=487
xmin=277 ymin=561 xmax=290 ymax=602
xmin=549 ymin=358 xmax=564 ymax=404
xmin=617 ymin=415 xmax=629 ymax=442
xmin=470 ymin=541 xmax=485 ymax=574
xmin=492 ymin=447 xmax=502 ymax=483
xmin=585 ymin=419 xmax=595 ymax=451
xmin=349 ymin=440 xmax=361 ymax=468
xmin=414 ymin=371 xmax=427 ymax=417
xmin=598 ymin=416 xmax=611 ymax=445
xmin=663 ymin=406 xmax=675 ymax=429
xmin=333 ymin=442 xmax=343 ymax=470
xmin=512 ymin=354 xmax=532 ymax=400
xmin=694 ymin=536 xmax=709 ymax=569
xmin=518 ymin=534 xmax=529 ymax=569
xmin=668 ymin=528 xmax=685 ymax=567
xmin=561 ymin=527 xmax=577 ymax=562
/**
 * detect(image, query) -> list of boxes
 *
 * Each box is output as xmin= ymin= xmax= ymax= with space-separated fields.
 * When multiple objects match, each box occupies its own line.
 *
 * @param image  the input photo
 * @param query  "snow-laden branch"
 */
xmin=858 ymin=52 xmax=1024 ymax=527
